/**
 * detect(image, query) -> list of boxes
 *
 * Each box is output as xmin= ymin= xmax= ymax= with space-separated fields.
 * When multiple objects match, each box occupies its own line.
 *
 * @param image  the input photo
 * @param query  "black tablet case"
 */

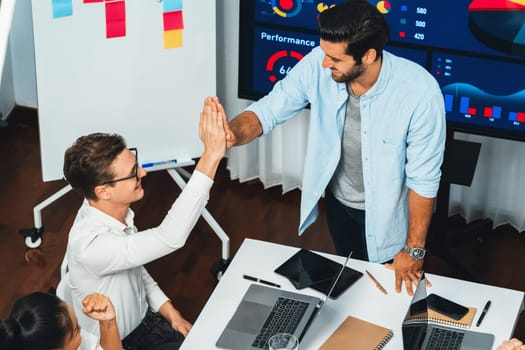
xmin=274 ymin=249 xmax=363 ymax=299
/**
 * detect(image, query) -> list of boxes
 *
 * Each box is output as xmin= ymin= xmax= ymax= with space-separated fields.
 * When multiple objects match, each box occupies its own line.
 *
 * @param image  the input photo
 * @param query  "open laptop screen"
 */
xmin=401 ymin=273 xmax=495 ymax=350
xmin=402 ymin=273 xmax=430 ymax=350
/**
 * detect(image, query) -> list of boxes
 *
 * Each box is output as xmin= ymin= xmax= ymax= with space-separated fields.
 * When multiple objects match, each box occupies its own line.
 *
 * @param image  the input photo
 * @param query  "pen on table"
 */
xmin=141 ymin=159 xmax=177 ymax=168
xmin=365 ymin=270 xmax=388 ymax=295
xmin=476 ymin=300 xmax=491 ymax=327
xmin=243 ymin=274 xmax=281 ymax=288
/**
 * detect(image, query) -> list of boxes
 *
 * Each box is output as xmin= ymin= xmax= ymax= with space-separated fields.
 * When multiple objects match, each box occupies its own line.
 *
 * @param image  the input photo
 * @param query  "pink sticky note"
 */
xmin=163 ymin=10 xmax=183 ymax=31
xmin=105 ymin=1 xmax=126 ymax=38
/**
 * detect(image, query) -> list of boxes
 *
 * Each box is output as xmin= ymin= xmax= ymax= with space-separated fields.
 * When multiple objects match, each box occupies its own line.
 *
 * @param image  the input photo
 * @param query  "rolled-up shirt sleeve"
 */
xmin=405 ymin=89 xmax=446 ymax=198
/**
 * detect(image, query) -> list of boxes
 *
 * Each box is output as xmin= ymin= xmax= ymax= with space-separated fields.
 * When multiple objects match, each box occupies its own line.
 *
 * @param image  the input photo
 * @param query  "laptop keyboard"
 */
xmin=425 ymin=327 xmax=464 ymax=350
xmin=251 ymin=297 xmax=309 ymax=349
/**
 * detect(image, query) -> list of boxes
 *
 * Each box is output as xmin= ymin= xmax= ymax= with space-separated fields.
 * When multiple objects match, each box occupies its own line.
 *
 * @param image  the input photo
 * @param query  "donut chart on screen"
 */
xmin=468 ymin=0 xmax=525 ymax=57
xmin=266 ymin=50 xmax=304 ymax=82
xmin=271 ymin=0 xmax=302 ymax=17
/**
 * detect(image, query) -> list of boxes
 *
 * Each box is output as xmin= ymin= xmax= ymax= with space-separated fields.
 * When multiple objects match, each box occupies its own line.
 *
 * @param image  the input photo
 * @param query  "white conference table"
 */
xmin=182 ymin=239 xmax=524 ymax=349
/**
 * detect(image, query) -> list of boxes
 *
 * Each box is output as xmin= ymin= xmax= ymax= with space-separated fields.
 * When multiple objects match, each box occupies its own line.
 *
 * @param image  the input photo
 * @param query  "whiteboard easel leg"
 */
xmin=19 ymin=184 xmax=73 ymax=248
xmin=167 ymin=168 xmax=230 ymax=262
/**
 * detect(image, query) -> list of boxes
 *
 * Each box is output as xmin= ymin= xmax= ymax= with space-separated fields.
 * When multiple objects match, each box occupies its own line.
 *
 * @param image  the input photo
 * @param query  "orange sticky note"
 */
xmin=164 ymin=29 xmax=183 ymax=48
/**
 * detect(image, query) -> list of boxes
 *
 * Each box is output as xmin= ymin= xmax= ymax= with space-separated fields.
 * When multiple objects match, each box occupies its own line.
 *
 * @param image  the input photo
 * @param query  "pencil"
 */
xmin=366 ymin=270 xmax=388 ymax=294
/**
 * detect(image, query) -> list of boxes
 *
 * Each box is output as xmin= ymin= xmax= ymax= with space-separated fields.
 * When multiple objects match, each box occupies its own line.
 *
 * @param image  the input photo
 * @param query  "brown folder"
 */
xmin=319 ymin=315 xmax=393 ymax=350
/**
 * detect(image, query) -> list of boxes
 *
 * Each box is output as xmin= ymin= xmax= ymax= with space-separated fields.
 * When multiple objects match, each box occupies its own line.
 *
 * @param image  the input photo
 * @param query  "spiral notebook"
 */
xmin=405 ymin=303 xmax=477 ymax=328
xmin=319 ymin=315 xmax=393 ymax=350
xmin=402 ymin=272 xmax=494 ymax=350
xmin=427 ymin=306 xmax=476 ymax=328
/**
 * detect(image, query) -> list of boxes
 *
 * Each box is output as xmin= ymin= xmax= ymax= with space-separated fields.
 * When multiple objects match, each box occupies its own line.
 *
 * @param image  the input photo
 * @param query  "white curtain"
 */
xmin=449 ymin=132 xmax=525 ymax=231
xmin=227 ymin=111 xmax=309 ymax=193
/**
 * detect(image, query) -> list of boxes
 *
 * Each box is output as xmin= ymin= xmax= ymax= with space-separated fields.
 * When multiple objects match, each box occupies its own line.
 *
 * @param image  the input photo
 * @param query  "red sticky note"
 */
xmin=163 ymin=10 xmax=183 ymax=31
xmin=105 ymin=1 xmax=126 ymax=38
xmin=84 ymin=0 xmax=103 ymax=3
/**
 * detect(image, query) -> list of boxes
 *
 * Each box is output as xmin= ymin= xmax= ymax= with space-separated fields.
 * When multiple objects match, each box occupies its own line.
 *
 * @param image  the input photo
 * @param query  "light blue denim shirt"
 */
xmin=247 ymin=46 xmax=445 ymax=262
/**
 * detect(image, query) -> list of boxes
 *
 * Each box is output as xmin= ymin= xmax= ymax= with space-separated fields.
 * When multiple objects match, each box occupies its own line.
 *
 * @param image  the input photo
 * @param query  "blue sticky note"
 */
xmin=52 ymin=0 xmax=73 ymax=18
xmin=163 ymin=0 xmax=182 ymax=12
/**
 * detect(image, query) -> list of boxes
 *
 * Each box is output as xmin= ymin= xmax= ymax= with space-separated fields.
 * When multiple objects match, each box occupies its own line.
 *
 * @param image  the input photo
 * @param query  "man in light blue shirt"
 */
xmin=216 ymin=0 xmax=445 ymax=295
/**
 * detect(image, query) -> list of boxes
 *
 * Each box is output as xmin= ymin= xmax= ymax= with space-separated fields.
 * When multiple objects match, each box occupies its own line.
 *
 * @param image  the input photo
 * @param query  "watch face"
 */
xmin=404 ymin=245 xmax=426 ymax=260
xmin=412 ymin=248 xmax=425 ymax=259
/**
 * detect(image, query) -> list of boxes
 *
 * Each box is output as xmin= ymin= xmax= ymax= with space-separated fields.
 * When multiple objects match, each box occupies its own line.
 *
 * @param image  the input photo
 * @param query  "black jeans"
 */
xmin=325 ymin=189 xmax=369 ymax=261
xmin=122 ymin=311 xmax=185 ymax=350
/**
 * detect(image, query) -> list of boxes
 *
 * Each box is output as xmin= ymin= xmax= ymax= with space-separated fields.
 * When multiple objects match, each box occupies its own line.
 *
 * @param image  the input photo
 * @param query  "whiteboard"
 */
xmin=32 ymin=0 xmax=216 ymax=181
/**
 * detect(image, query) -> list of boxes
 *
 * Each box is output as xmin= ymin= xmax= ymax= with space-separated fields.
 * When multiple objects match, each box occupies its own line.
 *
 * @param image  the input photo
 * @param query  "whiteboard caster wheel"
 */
xmin=25 ymin=236 xmax=42 ymax=248
xmin=210 ymin=259 xmax=231 ymax=282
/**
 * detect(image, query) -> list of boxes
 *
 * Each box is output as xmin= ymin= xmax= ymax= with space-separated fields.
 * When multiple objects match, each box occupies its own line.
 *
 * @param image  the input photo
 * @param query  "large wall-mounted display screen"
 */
xmin=239 ymin=0 xmax=525 ymax=141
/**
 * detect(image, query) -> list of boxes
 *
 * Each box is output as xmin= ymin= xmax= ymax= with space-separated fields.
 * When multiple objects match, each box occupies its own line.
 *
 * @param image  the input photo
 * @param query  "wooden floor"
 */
xmin=1 ymin=106 xmax=524 ymax=340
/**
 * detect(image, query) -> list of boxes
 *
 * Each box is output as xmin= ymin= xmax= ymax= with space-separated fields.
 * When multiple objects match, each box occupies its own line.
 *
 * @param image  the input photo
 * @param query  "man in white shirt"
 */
xmin=57 ymin=98 xmax=226 ymax=349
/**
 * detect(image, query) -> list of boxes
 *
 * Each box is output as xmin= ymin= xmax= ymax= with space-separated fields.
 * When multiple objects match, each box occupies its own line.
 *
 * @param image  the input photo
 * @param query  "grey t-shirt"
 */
xmin=329 ymin=86 xmax=365 ymax=210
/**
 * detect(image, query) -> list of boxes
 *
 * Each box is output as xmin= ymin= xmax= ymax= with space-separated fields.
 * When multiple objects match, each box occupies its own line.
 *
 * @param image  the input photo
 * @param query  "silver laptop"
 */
xmin=402 ymin=273 xmax=494 ymax=350
xmin=216 ymin=251 xmax=352 ymax=350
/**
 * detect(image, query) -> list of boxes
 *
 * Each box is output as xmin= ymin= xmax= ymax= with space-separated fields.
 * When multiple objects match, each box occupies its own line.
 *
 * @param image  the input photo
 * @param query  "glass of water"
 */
xmin=268 ymin=333 xmax=299 ymax=350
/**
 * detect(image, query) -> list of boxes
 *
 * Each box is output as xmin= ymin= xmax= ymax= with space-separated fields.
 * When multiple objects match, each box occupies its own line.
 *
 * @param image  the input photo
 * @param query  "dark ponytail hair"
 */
xmin=0 ymin=292 xmax=74 ymax=350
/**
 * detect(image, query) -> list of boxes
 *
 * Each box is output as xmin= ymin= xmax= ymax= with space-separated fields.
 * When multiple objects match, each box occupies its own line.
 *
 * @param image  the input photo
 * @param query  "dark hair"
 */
xmin=318 ymin=0 xmax=390 ymax=64
xmin=63 ymin=132 xmax=127 ymax=200
xmin=0 ymin=292 xmax=74 ymax=350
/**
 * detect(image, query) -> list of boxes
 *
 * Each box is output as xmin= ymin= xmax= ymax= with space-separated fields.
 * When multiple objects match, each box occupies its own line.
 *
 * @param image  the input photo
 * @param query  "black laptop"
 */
xmin=402 ymin=273 xmax=494 ymax=350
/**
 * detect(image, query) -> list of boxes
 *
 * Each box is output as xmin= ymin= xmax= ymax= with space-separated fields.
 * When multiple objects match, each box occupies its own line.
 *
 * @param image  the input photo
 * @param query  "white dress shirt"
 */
xmin=58 ymin=170 xmax=213 ymax=339
xmin=79 ymin=329 xmax=103 ymax=350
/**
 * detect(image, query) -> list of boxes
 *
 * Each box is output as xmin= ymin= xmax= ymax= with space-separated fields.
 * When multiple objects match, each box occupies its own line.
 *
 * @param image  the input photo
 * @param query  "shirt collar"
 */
xmin=80 ymin=199 xmax=135 ymax=231
xmin=365 ymin=50 xmax=392 ymax=98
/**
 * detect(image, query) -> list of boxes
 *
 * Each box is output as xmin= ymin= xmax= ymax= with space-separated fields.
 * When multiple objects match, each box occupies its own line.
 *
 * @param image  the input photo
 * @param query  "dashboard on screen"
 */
xmin=239 ymin=0 xmax=525 ymax=141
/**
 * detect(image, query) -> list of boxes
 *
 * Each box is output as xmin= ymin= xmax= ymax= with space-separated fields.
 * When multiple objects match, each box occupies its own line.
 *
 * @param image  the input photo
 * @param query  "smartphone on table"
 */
xmin=427 ymin=293 xmax=469 ymax=320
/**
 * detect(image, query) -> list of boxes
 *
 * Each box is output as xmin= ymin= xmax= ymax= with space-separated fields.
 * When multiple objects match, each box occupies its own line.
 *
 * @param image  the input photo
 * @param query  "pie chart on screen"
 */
xmin=376 ymin=1 xmax=392 ymax=14
xmin=468 ymin=0 xmax=525 ymax=57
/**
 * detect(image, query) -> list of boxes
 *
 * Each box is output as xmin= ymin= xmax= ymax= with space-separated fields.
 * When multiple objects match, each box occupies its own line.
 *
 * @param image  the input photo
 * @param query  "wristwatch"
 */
xmin=403 ymin=245 xmax=426 ymax=260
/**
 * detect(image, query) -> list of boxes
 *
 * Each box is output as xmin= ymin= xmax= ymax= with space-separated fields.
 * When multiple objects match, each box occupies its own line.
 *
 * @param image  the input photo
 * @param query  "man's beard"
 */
xmin=331 ymin=63 xmax=365 ymax=83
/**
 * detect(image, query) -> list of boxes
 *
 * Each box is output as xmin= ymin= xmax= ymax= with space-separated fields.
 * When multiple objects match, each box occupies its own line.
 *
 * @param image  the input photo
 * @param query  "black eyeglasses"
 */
xmin=101 ymin=148 xmax=139 ymax=185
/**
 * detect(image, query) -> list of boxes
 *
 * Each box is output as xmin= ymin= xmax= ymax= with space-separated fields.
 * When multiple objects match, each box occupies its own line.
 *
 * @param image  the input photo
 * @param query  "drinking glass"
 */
xmin=268 ymin=333 xmax=299 ymax=350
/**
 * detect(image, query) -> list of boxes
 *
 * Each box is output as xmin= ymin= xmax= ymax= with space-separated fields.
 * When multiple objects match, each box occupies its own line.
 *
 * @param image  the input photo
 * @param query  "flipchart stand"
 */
xmin=19 ymin=162 xmax=232 ymax=280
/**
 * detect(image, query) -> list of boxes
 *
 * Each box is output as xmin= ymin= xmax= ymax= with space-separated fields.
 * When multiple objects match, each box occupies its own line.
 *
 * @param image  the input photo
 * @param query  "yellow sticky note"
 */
xmin=164 ymin=30 xmax=183 ymax=49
